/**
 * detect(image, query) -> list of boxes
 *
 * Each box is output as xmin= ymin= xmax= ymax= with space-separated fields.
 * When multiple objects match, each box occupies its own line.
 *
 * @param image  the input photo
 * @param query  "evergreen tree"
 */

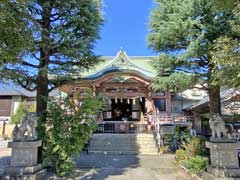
xmin=0 ymin=0 xmax=103 ymax=118
xmin=148 ymin=0 xmax=239 ymax=114
xmin=211 ymin=1 xmax=240 ymax=87
xmin=0 ymin=0 xmax=32 ymax=66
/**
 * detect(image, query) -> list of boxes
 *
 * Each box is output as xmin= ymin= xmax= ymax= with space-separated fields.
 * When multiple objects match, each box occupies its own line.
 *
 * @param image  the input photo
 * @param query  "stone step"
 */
xmin=88 ymin=133 xmax=158 ymax=155
xmin=88 ymin=150 xmax=158 ymax=155
xmin=89 ymin=143 xmax=156 ymax=148
xmin=90 ymin=140 xmax=155 ymax=144
xmin=88 ymin=146 xmax=157 ymax=151
xmin=91 ymin=137 xmax=154 ymax=141
xmin=91 ymin=138 xmax=154 ymax=142
xmin=91 ymin=134 xmax=154 ymax=139
xmin=92 ymin=133 xmax=154 ymax=137
xmin=90 ymin=141 xmax=155 ymax=145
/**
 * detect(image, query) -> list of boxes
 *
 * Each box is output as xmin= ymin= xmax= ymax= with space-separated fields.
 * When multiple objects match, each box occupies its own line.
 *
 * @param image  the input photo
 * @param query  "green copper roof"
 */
xmin=82 ymin=50 xmax=158 ymax=80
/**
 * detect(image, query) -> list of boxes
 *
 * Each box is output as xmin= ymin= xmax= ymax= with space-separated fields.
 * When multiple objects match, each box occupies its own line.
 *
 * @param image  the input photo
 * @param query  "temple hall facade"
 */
xmin=60 ymin=50 xmax=207 ymax=133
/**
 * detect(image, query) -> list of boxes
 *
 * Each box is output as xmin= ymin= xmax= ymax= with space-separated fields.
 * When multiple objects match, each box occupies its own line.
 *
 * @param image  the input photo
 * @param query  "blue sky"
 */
xmin=94 ymin=0 xmax=156 ymax=56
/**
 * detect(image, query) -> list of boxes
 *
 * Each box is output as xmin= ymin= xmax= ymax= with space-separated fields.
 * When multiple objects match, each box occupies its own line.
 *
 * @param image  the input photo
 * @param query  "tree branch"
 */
xmin=17 ymin=78 xmax=37 ymax=91
xmin=22 ymin=61 xmax=39 ymax=68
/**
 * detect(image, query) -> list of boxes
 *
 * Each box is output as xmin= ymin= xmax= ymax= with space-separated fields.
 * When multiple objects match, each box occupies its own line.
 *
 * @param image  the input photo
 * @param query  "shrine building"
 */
xmin=60 ymin=50 xmax=206 ymax=133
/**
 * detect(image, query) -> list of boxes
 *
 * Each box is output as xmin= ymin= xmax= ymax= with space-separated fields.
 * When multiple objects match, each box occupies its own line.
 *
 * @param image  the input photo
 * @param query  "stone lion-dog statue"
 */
xmin=12 ymin=112 xmax=38 ymax=141
xmin=209 ymin=113 xmax=228 ymax=140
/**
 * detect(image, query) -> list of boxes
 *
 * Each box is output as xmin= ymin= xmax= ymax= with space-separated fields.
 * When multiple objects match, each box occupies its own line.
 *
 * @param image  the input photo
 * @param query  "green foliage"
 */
xmin=184 ymin=137 xmax=207 ymax=157
xmin=0 ymin=0 xmax=32 ymax=66
xmin=161 ymin=145 xmax=170 ymax=153
xmin=42 ymin=95 xmax=104 ymax=177
xmin=10 ymin=101 xmax=36 ymax=124
xmin=211 ymin=37 xmax=240 ymax=87
xmin=175 ymin=135 xmax=209 ymax=175
xmin=174 ymin=128 xmax=209 ymax=175
xmin=175 ymin=149 xmax=187 ymax=164
xmin=0 ymin=0 xmax=103 ymax=115
xmin=186 ymin=156 xmax=208 ymax=174
xmin=148 ymin=0 xmax=240 ymax=113
xmin=152 ymin=54 xmax=194 ymax=91
xmin=175 ymin=127 xmax=191 ymax=148
xmin=210 ymin=0 xmax=240 ymax=87
xmin=153 ymin=71 xmax=193 ymax=92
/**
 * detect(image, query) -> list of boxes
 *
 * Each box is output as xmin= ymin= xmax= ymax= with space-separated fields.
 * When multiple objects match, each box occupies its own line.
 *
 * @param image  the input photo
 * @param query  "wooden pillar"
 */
xmin=92 ymin=85 xmax=96 ymax=97
xmin=165 ymin=91 xmax=172 ymax=116
xmin=1 ymin=120 xmax=6 ymax=137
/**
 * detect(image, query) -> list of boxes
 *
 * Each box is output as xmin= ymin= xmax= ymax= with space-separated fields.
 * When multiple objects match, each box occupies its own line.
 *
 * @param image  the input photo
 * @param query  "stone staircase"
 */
xmin=88 ymin=133 xmax=158 ymax=155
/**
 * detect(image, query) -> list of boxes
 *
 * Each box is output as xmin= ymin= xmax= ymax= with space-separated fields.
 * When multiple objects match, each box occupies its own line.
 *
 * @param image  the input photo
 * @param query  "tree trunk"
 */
xmin=36 ymin=3 xmax=51 ymax=118
xmin=36 ymin=65 xmax=48 ymax=164
xmin=36 ymin=4 xmax=51 ymax=163
xmin=208 ymin=85 xmax=221 ymax=115
xmin=36 ymin=67 xmax=48 ymax=115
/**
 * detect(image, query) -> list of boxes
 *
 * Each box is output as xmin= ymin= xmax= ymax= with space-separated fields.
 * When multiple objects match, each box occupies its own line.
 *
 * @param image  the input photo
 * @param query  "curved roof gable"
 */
xmin=83 ymin=50 xmax=156 ymax=80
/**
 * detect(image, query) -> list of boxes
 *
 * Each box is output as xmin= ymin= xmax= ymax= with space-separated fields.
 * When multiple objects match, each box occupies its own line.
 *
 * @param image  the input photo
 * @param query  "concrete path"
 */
xmin=69 ymin=153 xmax=193 ymax=180
xmin=0 ymin=147 xmax=11 ymax=175
xmin=1 ymin=148 xmax=193 ymax=180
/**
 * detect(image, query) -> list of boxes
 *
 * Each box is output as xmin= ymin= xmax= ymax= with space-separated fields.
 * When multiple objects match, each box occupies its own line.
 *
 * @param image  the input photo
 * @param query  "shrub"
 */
xmin=42 ymin=95 xmax=104 ymax=177
xmin=175 ymin=126 xmax=191 ymax=149
xmin=184 ymin=137 xmax=207 ymax=157
xmin=11 ymin=101 xmax=36 ymax=124
xmin=161 ymin=145 xmax=170 ymax=154
xmin=175 ymin=149 xmax=187 ymax=164
xmin=186 ymin=156 xmax=208 ymax=174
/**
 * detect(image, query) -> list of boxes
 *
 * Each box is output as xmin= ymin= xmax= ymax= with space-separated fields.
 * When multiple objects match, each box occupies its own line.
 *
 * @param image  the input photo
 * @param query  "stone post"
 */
xmin=4 ymin=140 xmax=46 ymax=179
xmin=203 ymin=141 xmax=240 ymax=180
xmin=203 ymin=114 xmax=240 ymax=180
xmin=4 ymin=113 xmax=46 ymax=179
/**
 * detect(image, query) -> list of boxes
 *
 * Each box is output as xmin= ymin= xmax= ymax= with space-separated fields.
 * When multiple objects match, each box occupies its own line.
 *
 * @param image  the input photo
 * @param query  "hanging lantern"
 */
xmin=115 ymin=97 xmax=118 ymax=103
xmin=133 ymin=98 xmax=136 ymax=105
xmin=120 ymin=97 xmax=123 ymax=103
xmin=139 ymin=97 xmax=142 ymax=102
xmin=127 ymin=98 xmax=130 ymax=104
xmin=109 ymin=98 xmax=112 ymax=105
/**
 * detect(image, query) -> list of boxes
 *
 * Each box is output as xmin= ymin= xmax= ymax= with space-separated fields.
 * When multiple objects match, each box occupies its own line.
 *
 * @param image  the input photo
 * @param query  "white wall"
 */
xmin=12 ymin=96 xmax=22 ymax=115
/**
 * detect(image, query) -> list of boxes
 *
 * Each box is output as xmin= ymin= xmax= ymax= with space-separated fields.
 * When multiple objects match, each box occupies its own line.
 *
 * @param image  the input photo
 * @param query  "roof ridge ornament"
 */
xmin=83 ymin=49 xmax=156 ymax=80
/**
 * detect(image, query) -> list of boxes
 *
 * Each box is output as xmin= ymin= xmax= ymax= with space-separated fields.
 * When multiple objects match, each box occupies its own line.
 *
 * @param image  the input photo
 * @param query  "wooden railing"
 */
xmin=95 ymin=122 xmax=149 ymax=133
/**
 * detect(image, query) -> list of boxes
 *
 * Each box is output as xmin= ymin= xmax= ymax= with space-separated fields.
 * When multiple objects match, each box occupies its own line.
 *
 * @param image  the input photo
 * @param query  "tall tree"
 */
xmin=0 ymin=0 xmax=103 ymax=117
xmin=0 ymin=0 xmax=32 ymax=66
xmin=211 ymin=1 xmax=240 ymax=87
xmin=148 ymin=0 xmax=239 ymax=114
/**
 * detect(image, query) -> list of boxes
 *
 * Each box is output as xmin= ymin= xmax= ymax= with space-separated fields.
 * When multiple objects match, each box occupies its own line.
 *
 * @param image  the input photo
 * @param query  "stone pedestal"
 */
xmin=203 ymin=141 xmax=240 ymax=180
xmin=4 ymin=140 xmax=46 ymax=180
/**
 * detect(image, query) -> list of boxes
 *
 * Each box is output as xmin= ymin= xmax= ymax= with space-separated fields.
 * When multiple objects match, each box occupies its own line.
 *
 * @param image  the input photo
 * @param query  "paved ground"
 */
xmin=48 ymin=153 xmax=193 ymax=180
xmin=0 ymin=147 xmax=11 ymax=175
xmin=0 ymin=145 xmax=192 ymax=180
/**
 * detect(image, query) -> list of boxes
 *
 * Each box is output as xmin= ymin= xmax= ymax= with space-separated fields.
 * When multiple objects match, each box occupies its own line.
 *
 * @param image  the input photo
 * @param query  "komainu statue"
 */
xmin=12 ymin=112 xmax=38 ymax=141
xmin=209 ymin=113 xmax=228 ymax=140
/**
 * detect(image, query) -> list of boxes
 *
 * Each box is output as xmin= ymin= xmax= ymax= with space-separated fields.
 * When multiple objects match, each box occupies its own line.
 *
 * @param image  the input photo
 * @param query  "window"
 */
xmin=154 ymin=91 xmax=165 ymax=96
xmin=154 ymin=99 xmax=166 ymax=112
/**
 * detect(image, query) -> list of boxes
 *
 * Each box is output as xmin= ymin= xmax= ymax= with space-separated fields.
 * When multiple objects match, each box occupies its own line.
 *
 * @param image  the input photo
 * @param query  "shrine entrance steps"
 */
xmin=87 ymin=133 xmax=158 ymax=155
